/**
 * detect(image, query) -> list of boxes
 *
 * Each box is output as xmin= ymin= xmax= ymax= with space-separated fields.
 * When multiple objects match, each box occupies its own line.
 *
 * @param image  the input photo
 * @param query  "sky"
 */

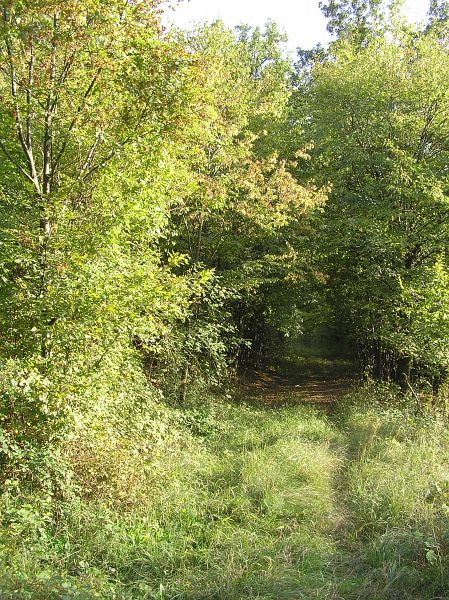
xmin=164 ymin=0 xmax=431 ymax=52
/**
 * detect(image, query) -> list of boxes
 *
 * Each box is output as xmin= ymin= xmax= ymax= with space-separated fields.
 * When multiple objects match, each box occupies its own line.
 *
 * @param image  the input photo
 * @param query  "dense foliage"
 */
xmin=303 ymin=1 xmax=449 ymax=390
xmin=0 ymin=0 xmax=449 ymax=597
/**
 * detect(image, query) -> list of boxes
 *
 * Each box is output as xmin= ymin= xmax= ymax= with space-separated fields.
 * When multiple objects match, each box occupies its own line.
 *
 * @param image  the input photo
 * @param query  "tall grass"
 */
xmin=1 ymin=385 xmax=449 ymax=599
xmin=336 ymin=386 xmax=449 ymax=599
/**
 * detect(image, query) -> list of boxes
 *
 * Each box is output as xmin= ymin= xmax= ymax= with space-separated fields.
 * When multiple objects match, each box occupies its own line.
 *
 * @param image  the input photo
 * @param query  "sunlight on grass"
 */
xmin=0 ymin=388 xmax=448 ymax=599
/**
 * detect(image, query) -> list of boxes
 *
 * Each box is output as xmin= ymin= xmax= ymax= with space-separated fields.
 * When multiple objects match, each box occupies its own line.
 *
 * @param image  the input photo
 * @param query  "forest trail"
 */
xmin=239 ymin=367 xmax=354 ymax=407
xmin=228 ymin=366 xmax=447 ymax=600
xmin=4 ymin=361 xmax=447 ymax=599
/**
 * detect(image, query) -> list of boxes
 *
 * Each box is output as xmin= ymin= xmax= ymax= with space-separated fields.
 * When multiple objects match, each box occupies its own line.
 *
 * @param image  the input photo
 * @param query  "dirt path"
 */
xmin=239 ymin=368 xmax=354 ymax=407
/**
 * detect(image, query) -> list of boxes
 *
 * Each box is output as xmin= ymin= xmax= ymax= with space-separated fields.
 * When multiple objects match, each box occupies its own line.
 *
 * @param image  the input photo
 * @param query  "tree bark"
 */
xmin=397 ymin=355 xmax=412 ymax=394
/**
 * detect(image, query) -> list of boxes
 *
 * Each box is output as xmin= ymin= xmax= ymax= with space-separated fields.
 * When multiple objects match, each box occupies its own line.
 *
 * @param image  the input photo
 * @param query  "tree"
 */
xmin=163 ymin=21 xmax=324 ymax=397
xmin=0 ymin=0 xmax=195 ymax=461
xmin=0 ymin=0 xmax=191 ymax=357
xmin=429 ymin=0 xmax=449 ymax=23
xmin=305 ymin=30 xmax=449 ymax=389
xmin=427 ymin=0 xmax=449 ymax=41
xmin=318 ymin=0 xmax=389 ymax=40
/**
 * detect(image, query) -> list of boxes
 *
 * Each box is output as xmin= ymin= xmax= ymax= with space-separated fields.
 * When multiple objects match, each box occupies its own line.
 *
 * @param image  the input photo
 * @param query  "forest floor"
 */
xmin=240 ymin=367 xmax=353 ymax=406
xmin=1 ymin=356 xmax=449 ymax=599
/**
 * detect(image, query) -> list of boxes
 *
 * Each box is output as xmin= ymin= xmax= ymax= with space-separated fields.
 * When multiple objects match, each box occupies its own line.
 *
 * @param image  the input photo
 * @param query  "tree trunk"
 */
xmin=432 ymin=368 xmax=447 ymax=397
xmin=373 ymin=340 xmax=383 ymax=380
xmin=179 ymin=361 xmax=189 ymax=404
xmin=397 ymin=355 xmax=412 ymax=394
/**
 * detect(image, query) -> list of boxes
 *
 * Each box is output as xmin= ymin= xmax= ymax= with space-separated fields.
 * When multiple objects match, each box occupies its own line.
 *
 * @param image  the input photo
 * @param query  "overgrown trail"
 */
xmin=225 ymin=364 xmax=449 ymax=600
xmin=3 ymin=362 xmax=448 ymax=599
xmin=240 ymin=368 xmax=353 ymax=407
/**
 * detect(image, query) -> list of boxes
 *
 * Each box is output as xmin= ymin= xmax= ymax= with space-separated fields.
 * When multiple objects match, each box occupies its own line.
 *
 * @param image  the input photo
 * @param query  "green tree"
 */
xmin=306 ymin=31 xmax=449 ymax=389
xmin=0 ymin=0 xmax=195 ymax=469
xmin=429 ymin=0 xmax=449 ymax=23
xmin=164 ymin=21 xmax=324 ymax=398
xmin=319 ymin=0 xmax=388 ymax=39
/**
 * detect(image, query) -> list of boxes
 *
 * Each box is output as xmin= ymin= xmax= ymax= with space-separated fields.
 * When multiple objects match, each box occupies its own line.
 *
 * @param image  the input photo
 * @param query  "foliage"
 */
xmin=302 ymin=27 xmax=449 ymax=384
xmin=1 ymin=1 xmax=449 ymax=598
xmin=160 ymin=20 xmax=325 ymax=383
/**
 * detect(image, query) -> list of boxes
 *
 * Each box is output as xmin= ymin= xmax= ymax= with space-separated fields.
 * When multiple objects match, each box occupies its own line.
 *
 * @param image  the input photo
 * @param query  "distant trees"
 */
xmin=318 ymin=0 xmax=387 ymax=39
xmin=162 ymin=21 xmax=324 ymax=397
xmin=429 ymin=0 xmax=449 ymax=25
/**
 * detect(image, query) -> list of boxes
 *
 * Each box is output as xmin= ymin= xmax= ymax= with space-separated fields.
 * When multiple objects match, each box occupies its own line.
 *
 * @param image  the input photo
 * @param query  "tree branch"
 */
xmin=0 ymin=138 xmax=36 ymax=185
xmin=43 ymin=12 xmax=58 ymax=195
xmin=2 ymin=7 xmax=40 ymax=192
xmin=26 ymin=41 xmax=34 ymax=154
xmin=51 ymin=67 xmax=103 ymax=176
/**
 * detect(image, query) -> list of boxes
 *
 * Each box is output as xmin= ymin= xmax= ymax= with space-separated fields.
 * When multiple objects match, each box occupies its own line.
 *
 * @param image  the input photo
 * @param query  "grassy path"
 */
xmin=137 ymin=371 xmax=447 ymax=599
xmin=2 ymin=370 xmax=449 ymax=599
xmin=171 ymin=370 xmax=448 ymax=600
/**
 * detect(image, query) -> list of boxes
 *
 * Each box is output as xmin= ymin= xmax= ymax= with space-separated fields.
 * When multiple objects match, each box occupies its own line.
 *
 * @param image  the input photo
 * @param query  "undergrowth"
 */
xmin=1 ymin=383 xmax=449 ymax=599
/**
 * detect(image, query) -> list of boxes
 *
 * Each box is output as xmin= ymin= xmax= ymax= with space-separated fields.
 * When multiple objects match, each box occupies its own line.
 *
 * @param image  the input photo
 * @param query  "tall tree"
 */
xmin=0 ymin=0 xmax=189 ymax=360
xmin=164 ymin=21 xmax=324 ymax=397
xmin=305 ymin=30 xmax=449 ymax=389
xmin=0 ymin=0 xmax=195 ymax=452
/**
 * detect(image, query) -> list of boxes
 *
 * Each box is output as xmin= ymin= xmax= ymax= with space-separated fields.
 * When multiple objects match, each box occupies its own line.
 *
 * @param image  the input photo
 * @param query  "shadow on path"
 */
xmin=239 ymin=368 xmax=354 ymax=408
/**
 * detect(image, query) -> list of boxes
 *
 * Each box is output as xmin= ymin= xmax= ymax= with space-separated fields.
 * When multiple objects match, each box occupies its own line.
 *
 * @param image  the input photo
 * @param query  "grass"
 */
xmin=1 ymin=382 xmax=449 ymax=599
